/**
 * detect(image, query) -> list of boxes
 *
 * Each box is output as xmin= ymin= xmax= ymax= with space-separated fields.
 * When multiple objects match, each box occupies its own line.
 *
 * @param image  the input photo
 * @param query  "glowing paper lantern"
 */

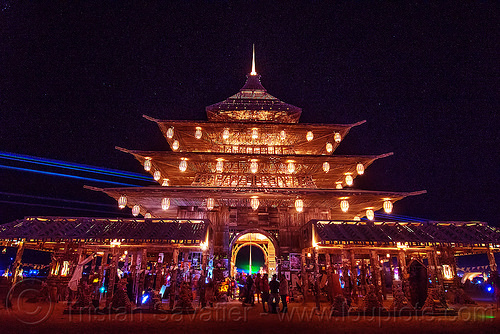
xmin=340 ymin=200 xmax=349 ymax=213
xmin=172 ymin=140 xmax=179 ymax=151
xmin=353 ymin=216 xmax=361 ymax=221
xmin=356 ymin=163 xmax=365 ymax=175
xmin=222 ymin=128 xmax=230 ymax=140
xmin=295 ymin=199 xmax=304 ymax=213
xmin=322 ymin=162 xmax=330 ymax=173
xmin=195 ymin=127 xmax=202 ymax=139
xmin=166 ymin=127 xmax=174 ymax=139
xmin=144 ymin=213 xmax=152 ymax=219
xmin=306 ymin=131 xmax=314 ymax=141
xmin=216 ymin=160 xmax=224 ymax=173
xmin=383 ymin=200 xmax=393 ymax=214
xmin=336 ymin=182 xmax=343 ymax=189
xmin=132 ymin=205 xmax=140 ymax=217
xmin=250 ymin=160 xmax=258 ymax=174
xmin=287 ymin=162 xmax=295 ymax=174
xmin=252 ymin=128 xmax=259 ymax=139
xmin=250 ymin=197 xmax=259 ymax=211
xmin=345 ymin=174 xmax=353 ymax=186
xmin=162 ymin=179 xmax=169 ymax=186
xmin=179 ymin=160 xmax=187 ymax=172
xmin=280 ymin=130 xmax=286 ymax=141
xmin=366 ymin=209 xmax=375 ymax=220
xmin=161 ymin=198 xmax=170 ymax=210
xmin=326 ymin=142 xmax=333 ymax=153
xmin=153 ymin=170 xmax=161 ymax=181
xmin=118 ymin=195 xmax=127 ymax=209
xmin=144 ymin=159 xmax=152 ymax=172
xmin=334 ymin=132 xmax=342 ymax=143
xmin=206 ymin=198 xmax=215 ymax=210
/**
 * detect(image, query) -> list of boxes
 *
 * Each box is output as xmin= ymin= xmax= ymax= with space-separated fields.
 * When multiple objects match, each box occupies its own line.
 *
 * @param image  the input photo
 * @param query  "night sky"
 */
xmin=0 ymin=2 xmax=498 ymax=225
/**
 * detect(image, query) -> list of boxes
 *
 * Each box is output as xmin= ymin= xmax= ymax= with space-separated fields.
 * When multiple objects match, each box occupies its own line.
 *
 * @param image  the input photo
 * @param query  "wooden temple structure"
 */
xmin=1 ymin=51 xmax=499 ymax=308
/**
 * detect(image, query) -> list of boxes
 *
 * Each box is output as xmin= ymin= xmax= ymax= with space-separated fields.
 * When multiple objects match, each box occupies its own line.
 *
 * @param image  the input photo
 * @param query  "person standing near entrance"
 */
xmin=261 ymin=273 xmax=270 ymax=312
xmin=279 ymin=274 xmax=289 ymax=313
xmin=269 ymin=274 xmax=280 ymax=313
xmin=254 ymin=273 xmax=262 ymax=303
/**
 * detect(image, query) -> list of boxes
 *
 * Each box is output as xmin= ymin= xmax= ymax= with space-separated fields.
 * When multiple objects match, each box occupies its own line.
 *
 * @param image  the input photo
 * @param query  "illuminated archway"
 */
xmin=230 ymin=230 xmax=278 ymax=278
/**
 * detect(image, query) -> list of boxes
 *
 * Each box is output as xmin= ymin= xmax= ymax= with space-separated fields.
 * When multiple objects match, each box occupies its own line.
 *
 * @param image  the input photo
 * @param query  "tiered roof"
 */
xmin=94 ymin=55 xmax=425 ymax=219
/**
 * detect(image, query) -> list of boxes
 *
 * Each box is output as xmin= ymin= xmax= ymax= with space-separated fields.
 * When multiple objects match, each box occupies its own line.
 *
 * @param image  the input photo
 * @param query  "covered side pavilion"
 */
xmin=0 ymin=217 xmax=212 ymax=306
xmin=299 ymin=220 xmax=500 ymax=306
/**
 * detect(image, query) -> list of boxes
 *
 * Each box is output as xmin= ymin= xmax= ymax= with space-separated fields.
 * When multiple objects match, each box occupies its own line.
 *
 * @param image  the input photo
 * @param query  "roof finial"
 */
xmin=250 ymin=44 xmax=257 ymax=76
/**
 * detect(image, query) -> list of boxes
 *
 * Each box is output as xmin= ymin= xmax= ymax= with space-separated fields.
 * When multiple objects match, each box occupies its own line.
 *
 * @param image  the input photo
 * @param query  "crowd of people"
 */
xmin=240 ymin=273 xmax=288 ymax=313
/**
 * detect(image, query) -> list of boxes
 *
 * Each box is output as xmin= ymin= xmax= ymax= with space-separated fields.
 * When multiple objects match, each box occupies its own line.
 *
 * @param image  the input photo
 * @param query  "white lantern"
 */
xmin=162 ymin=178 xmax=169 ymax=186
xmin=353 ymin=216 xmax=361 ymax=221
xmin=132 ymin=205 xmax=140 ymax=217
xmin=250 ymin=160 xmax=258 ymax=174
xmin=306 ymin=131 xmax=314 ymax=141
xmin=345 ymin=174 xmax=353 ymax=186
xmin=144 ymin=158 xmax=151 ymax=172
xmin=172 ymin=140 xmax=179 ymax=151
xmin=222 ymin=128 xmax=230 ymax=140
xmin=195 ymin=127 xmax=202 ymax=139
xmin=118 ymin=195 xmax=127 ymax=209
xmin=334 ymin=132 xmax=341 ymax=143
xmin=166 ymin=127 xmax=174 ymax=139
xmin=295 ymin=199 xmax=304 ymax=213
xmin=383 ymin=200 xmax=393 ymax=214
xmin=206 ymin=198 xmax=215 ymax=210
xmin=335 ymin=182 xmax=343 ymax=189
xmin=356 ymin=163 xmax=365 ymax=175
xmin=252 ymin=128 xmax=259 ymax=140
xmin=287 ymin=162 xmax=295 ymax=174
xmin=322 ymin=162 xmax=330 ymax=173
xmin=340 ymin=200 xmax=349 ymax=212
xmin=216 ymin=160 xmax=224 ymax=173
xmin=144 ymin=213 xmax=152 ymax=219
xmin=280 ymin=130 xmax=286 ymax=141
xmin=326 ymin=142 xmax=333 ymax=153
xmin=179 ymin=160 xmax=187 ymax=172
xmin=153 ymin=170 xmax=161 ymax=181
xmin=161 ymin=198 xmax=170 ymax=210
xmin=366 ymin=209 xmax=375 ymax=220
xmin=250 ymin=197 xmax=259 ymax=211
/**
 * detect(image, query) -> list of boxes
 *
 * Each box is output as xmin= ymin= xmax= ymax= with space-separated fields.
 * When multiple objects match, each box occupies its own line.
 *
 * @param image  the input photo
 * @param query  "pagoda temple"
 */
xmin=1 ymin=50 xmax=499 ymax=309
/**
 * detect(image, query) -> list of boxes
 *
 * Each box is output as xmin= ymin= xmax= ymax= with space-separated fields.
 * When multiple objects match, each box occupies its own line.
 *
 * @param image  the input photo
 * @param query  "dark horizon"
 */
xmin=0 ymin=2 xmax=498 ymax=225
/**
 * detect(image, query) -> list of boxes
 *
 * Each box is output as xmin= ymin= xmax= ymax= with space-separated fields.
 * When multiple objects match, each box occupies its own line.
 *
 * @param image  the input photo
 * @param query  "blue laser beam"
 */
xmin=0 ymin=191 xmax=116 ymax=208
xmin=0 ymin=164 xmax=138 ymax=187
xmin=0 ymin=200 xmax=130 ymax=216
xmin=0 ymin=151 xmax=153 ymax=181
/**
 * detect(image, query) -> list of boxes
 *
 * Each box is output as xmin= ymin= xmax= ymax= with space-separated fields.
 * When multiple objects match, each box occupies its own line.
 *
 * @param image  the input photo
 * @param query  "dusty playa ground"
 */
xmin=1 ymin=299 xmax=499 ymax=334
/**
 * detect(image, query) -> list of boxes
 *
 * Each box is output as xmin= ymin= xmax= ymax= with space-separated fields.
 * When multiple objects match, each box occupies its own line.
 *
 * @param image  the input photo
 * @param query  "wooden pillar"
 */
xmin=301 ymin=249 xmax=308 ymax=302
xmin=106 ymin=247 xmax=119 ymax=305
xmin=487 ymin=247 xmax=498 ymax=277
xmin=169 ymin=248 xmax=179 ymax=309
xmin=370 ymin=250 xmax=382 ymax=302
xmin=11 ymin=241 xmax=25 ymax=284
xmin=349 ymin=250 xmax=358 ymax=303
xmin=313 ymin=247 xmax=320 ymax=310
xmin=397 ymin=249 xmax=410 ymax=299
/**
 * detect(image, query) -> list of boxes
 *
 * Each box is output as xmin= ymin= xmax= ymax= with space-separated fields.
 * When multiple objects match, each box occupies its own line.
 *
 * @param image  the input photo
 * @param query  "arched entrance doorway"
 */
xmin=230 ymin=230 xmax=278 ymax=278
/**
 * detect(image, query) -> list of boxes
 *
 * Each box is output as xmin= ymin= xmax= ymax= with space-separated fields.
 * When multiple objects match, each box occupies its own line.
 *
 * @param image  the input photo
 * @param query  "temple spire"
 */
xmin=250 ymin=44 xmax=257 ymax=76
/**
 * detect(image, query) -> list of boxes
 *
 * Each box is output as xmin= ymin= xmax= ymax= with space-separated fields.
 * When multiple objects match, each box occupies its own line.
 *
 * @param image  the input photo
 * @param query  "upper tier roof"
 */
xmin=144 ymin=116 xmax=365 ymax=155
xmin=206 ymin=73 xmax=302 ymax=123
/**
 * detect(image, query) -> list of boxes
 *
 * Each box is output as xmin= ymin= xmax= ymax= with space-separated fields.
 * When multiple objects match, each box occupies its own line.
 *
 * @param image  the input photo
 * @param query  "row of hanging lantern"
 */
xmin=146 ymin=158 xmax=364 ymax=185
xmin=166 ymin=126 xmax=343 ymax=151
xmin=216 ymin=127 xmax=342 ymax=144
xmin=118 ymin=194 xmax=392 ymax=218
